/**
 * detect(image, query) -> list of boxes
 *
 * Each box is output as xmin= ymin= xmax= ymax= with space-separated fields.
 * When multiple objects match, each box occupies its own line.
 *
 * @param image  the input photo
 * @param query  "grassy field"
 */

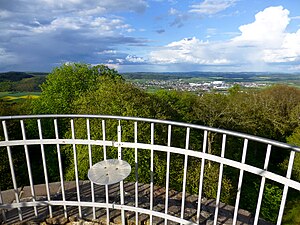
xmin=0 ymin=92 xmax=40 ymax=103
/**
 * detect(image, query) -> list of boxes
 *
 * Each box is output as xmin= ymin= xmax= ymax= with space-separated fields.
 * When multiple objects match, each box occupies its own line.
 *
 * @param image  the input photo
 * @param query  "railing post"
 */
xmin=54 ymin=119 xmax=67 ymax=218
xmin=37 ymin=119 xmax=53 ymax=218
xmin=196 ymin=130 xmax=207 ymax=224
xmin=118 ymin=120 xmax=126 ymax=225
xmin=102 ymin=120 xmax=110 ymax=225
xmin=20 ymin=120 xmax=38 ymax=217
xmin=2 ymin=120 xmax=22 ymax=221
xmin=134 ymin=122 xmax=139 ymax=225
xmin=253 ymin=144 xmax=272 ymax=225
xmin=71 ymin=119 xmax=82 ymax=217
xmin=213 ymin=134 xmax=226 ymax=225
xmin=232 ymin=138 xmax=248 ymax=225
xmin=164 ymin=124 xmax=172 ymax=225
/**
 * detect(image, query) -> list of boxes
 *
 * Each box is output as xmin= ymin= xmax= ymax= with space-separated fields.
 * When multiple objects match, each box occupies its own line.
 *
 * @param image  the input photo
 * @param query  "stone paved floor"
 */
xmin=0 ymin=181 xmax=273 ymax=225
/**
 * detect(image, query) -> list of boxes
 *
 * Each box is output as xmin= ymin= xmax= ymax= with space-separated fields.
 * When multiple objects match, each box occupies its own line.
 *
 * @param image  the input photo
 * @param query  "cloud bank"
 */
xmin=0 ymin=1 xmax=299 ymax=72
xmin=0 ymin=0 xmax=147 ymax=71
xmin=148 ymin=6 xmax=300 ymax=72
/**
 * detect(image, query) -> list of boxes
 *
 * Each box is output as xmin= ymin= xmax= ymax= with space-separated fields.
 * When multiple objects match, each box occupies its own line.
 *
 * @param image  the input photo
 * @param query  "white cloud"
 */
xmin=0 ymin=10 xmax=12 ymax=19
xmin=262 ymin=29 xmax=300 ymax=63
xmin=169 ymin=8 xmax=179 ymax=15
xmin=149 ymin=6 xmax=300 ymax=70
xmin=104 ymin=63 xmax=121 ymax=70
xmin=30 ymin=16 xmax=134 ymax=37
xmin=232 ymin=6 xmax=300 ymax=64
xmin=0 ymin=48 xmax=19 ymax=66
xmin=0 ymin=0 xmax=146 ymax=71
xmin=126 ymin=55 xmax=145 ymax=63
xmin=39 ymin=0 xmax=147 ymax=13
xmin=149 ymin=37 xmax=230 ymax=65
xmin=116 ymin=58 xmax=125 ymax=63
xmin=189 ymin=0 xmax=237 ymax=15
xmin=233 ymin=6 xmax=289 ymax=46
xmin=97 ymin=50 xmax=117 ymax=55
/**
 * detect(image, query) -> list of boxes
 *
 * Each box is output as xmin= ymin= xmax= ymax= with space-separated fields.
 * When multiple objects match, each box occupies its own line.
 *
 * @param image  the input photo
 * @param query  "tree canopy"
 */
xmin=33 ymin=63 xmax=122 ymax=114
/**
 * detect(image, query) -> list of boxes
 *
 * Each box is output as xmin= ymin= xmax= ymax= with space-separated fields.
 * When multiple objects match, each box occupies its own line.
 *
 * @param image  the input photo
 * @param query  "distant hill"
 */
xmin=0 ymin=72 xmax=33 ymax=82
xmin=0 ymin=72 xmax=48 ymax=92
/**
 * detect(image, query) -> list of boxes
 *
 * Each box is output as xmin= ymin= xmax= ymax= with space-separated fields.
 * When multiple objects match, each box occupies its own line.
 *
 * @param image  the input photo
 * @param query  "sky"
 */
xmin=1 ymin=0 xmax=300 ymax=73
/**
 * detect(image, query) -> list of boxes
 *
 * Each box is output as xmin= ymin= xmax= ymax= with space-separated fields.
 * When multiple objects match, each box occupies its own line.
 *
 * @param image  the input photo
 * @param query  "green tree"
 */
xmin=33 ymin=63 xmax=122 ymax=115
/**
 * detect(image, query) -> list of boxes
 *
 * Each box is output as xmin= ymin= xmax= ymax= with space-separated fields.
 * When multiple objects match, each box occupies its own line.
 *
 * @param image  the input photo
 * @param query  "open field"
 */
xmin=0 ymin=92 xmax=40 ymax=103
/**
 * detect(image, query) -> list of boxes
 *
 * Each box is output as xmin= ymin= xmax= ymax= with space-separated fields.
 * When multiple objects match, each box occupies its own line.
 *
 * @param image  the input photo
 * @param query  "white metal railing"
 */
xmin=0 ymin=115 xmax=299 ymax=225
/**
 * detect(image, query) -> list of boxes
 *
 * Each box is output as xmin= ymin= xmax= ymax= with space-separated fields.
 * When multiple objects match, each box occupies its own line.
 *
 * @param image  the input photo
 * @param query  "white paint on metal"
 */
xmin=38 ymin=119 xmax=52 ymax=217
xmin=181 ymin=127 xmax=190 ymax=221
xmin=254 ymin=144 xmax=272 ymax=225
xmin=164 ymin=124 xmax=171 ymax=225
xmin=150 ymin=122 xmax=154 ymax=225
xmin=2 ymin=121 xmax=22 ymax=221
xmin=20 ymin=120 xmax=38 ymax=217
xmin=197 ymin=130 xmax=207 ymax=224
xmin=102 ymin=120 xmax=110 ymax=225
xmin=118 ymin=121 xmax=126 ymax=225
xmin=1 ymin=115 xmax=300 ymax=225
xmin=86 ymin=119 xmax=96 ymax=220
xmin=0 ymin=114 xmax=298 ymax=152
xmin=213 ymin=134 xmax=226 ymax=225
xmin=54 ymin=119 xmax=67 ymax=218
xmin=1 ymin=200 xmax=198 ymax=225
xmin=232 ymin=138 xmax=248 ymax=225
xmin=276 ymin=150 xmax=295 ymax=225
xmin=71 ymin=119 xmax=82 ymax=217
xmin=134 ymin=121 xmax=139 ymax=225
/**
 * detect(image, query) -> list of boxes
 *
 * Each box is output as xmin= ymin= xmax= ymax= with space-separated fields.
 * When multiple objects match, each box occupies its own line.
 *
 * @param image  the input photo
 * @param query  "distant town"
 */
xmin=122 ymin=71 xmax=300 ymax=93
xmin=133 ymin=79 xmax=270 ymax=93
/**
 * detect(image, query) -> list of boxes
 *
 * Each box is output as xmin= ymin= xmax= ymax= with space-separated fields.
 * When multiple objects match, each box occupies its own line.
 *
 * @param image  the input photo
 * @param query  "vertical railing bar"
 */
xmin=2 ymin=121 xmax=22 ymax=221
xmin=102 ymin=120 xmax=107 ymax=160
xmin=181 ymin=127 xmax=190 ymax=221
xmin=118 ymin=120 xmax=126 ymax=225
xmin=253 ymin=144 xmax=272 ymax=225
xmin=134 ymin=122 xmax=139 ymax=225
xmin=164 ymin=125 xmax=172 ymax=225
xmin=276 ymin=150 xmax=295 ymax=225
xmin=54 ymin=119 xmax=67 ymax=218
xmin=232 ymin=138 xmax=248 ymax=225
xmin=20 ymin=120 xmax=38 ymax=217
xmin=102 ymin=120 xmax=110 ymax=225
xmin=150 ymin=123 xmax=154 ymax=225
xmin=87 ymin=119 xmax=96 ymax=220
xmin=37 ymin=119 xmax=52 ymax=217
xmin=0 ymin=188 xmax=7 ymax=222
xmin=196 ymin=130 xmax=208 ymax=224
xmin=213 ymin=134 xmax=226 ymax=225
xmin=71 ymin=119 xmax=82 ymax=218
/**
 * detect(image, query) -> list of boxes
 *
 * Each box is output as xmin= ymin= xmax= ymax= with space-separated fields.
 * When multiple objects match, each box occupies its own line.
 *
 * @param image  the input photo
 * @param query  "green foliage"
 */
xmin=260 ymin=183 xmax=283 ymax=223
xmin=0 ymin=101 xmax=33 ymax=189
xmin=33 ymin=63 xmax=122 ymax=114
xmin=281 ymin=128 xmax=300 ymax=182
xmin=282 ymin=200 xmax=300 ymax=225
xmin=2 ymin=64 xmax=300 ymax=223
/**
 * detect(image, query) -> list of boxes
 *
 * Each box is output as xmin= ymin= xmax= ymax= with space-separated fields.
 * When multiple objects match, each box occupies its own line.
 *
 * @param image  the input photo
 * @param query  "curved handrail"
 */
xmin=0 ymin=114 xmax=299 ymax=152
xmin=0 ymin=114 xmax=299 ymax=225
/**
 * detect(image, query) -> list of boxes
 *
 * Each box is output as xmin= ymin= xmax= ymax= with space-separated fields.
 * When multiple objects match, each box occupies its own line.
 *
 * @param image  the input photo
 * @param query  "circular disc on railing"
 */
xmin=88 ymin=159 xmax=131 ymax=185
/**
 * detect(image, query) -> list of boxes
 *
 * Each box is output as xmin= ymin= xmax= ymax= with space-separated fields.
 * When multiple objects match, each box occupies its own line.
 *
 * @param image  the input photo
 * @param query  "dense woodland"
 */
xmin=1 ymin=64 xmax=300 ymax=224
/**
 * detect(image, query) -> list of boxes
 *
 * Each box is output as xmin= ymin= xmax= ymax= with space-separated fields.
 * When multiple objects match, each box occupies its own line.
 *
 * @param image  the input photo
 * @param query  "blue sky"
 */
xmin=1 ymin=0 xmax=300 ymax=73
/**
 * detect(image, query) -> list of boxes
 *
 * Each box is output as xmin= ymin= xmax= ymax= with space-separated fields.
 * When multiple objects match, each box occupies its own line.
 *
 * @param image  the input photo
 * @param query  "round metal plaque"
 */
xmin=88 ymin=159 xmax=131 ymax=185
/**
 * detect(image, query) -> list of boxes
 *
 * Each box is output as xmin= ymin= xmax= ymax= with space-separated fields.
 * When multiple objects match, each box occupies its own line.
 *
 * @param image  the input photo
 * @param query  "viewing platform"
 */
xmin=0 ymin=115 xmax=299 ymax=225
xmin=1 ymin=181 xmax=272 ymax=225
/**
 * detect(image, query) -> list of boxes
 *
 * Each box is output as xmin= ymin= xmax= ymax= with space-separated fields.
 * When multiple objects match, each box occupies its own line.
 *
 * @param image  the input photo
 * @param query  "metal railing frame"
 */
xmin=0 ymin=114 xmax=299 ymax=225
